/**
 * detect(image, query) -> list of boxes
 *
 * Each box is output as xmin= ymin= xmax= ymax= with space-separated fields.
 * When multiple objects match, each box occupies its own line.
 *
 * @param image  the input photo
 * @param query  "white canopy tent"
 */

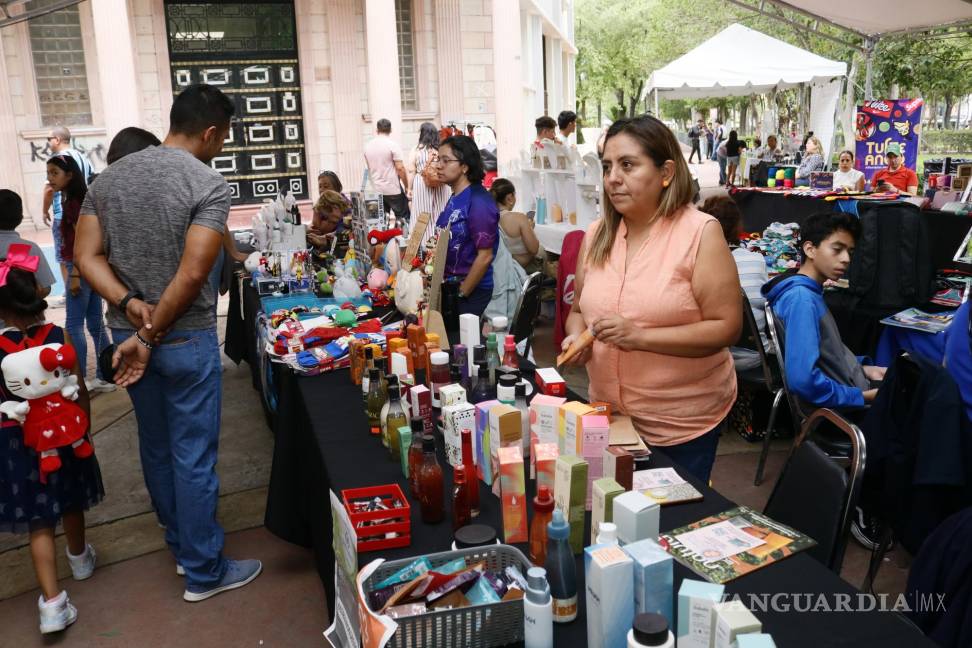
xmin=646 ymin=23 xmax=847 ymax=101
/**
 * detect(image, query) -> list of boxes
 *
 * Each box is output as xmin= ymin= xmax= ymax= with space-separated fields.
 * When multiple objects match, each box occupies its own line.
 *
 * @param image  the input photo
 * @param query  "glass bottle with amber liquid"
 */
xmin=407 ymin=419 xmax=425 ymax=499
xmin=382 ymin=375 xmax=408 ymax=462
xmin=417 ymin=435 xmax=444 ymax=523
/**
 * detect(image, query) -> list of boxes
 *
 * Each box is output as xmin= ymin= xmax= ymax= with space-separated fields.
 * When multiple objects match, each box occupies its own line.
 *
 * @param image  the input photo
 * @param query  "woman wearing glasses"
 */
xmin=433 ymin=136 xmax=499 ymax=317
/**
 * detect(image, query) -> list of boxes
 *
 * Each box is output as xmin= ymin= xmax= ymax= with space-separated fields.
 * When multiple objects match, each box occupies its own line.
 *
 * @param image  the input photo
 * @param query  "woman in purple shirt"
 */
xmin=434 ymin=136 xmax=499 ymax=317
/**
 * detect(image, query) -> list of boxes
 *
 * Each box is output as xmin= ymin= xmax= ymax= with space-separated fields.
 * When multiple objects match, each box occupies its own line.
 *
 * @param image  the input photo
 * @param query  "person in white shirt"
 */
xmin=557 ymin=111 xmax=576 ymax=145
xmin=756 ymin=134 xmax=780 ymax=162
xmin=363 ymin=118 xmax=410 ymax=222
xmin=833 ymin=150 xmax=865 ymax=192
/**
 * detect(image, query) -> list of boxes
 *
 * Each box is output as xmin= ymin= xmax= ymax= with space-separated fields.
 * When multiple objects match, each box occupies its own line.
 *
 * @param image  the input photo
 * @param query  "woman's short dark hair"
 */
xmin=107 ymin=127 xmax=161 ymax=165
xmin=318 ymin=170 xmax=343 ymax=193
xmin=0 ymin=267 xmax=46 ymax=318
xmin=418 ymin=122 xmax=440 ymax=149
xmin=46 ymin=154 xmax=87 ymax=203
xmin=839 ymin=150 xmax=854 ymax=160
xmin=490 ymin=178 xmax=516 ymax=207
xmin=440 ymin=135 xmax=485 ymax=184
xmin=0 ymin=189 xmax=24 ymax=230
xmin=699 ymin=196 xmax=743 ymax=245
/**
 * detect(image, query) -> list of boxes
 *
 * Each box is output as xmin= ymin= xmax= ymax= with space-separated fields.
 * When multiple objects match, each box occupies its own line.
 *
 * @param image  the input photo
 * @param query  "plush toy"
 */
xmin=0 ymin=343 xmax=91 ymax=482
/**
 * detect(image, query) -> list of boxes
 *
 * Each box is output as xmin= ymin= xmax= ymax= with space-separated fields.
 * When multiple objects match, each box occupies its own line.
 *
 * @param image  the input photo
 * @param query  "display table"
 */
xmin=535 ymin=222 xmax=584 ymax=256
xmin=226 ymin=281 xmax=933 ymax=647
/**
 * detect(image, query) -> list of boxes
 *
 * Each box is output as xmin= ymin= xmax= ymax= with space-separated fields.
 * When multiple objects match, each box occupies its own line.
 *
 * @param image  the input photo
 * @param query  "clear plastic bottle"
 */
xmin=470 ymin=362 xmax=495 ymax=404
xmin=486 ymin=333 xmax=501 ymax=386
xmin=544 ymin=509 xmax=577 ymax=623
xmin=382 ymin=375 xmax=408 ymax=462
xmin=501 ymin=334 xmax=519 ymax=373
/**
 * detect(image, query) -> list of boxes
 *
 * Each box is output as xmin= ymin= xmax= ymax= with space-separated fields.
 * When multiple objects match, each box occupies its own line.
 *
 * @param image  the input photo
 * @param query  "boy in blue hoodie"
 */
xmin=762 ymin=211 xmax=886 ymax=411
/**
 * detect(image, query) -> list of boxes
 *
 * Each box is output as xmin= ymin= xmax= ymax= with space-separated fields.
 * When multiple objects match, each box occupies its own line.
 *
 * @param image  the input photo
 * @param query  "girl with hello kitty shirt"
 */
xmin=0 ymin=245 xmax=104 ymax=635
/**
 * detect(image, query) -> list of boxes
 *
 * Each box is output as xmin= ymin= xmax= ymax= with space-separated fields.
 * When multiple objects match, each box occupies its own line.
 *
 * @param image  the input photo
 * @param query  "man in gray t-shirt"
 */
xmin=74 ymin=84 xmax=262 ymax=601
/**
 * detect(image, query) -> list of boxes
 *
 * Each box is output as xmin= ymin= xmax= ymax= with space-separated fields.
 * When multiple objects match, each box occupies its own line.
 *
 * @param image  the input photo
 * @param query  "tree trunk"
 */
xmin=580 ymin=98 xmax=587 ymax=123
xmin=944 ymin=96 xmax=955 ymax=129
xmin=616 ymin=89 xmax=625 ymax=118
xmin=629 ymin=80 xmax=644 ymax=118
xmin=597 ymin=100 xmax=602 ymax=126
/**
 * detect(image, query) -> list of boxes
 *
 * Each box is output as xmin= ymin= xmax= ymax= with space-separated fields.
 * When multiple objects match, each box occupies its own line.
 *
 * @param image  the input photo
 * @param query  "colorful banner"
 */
xmin=854 ymin=98 xmax=923 ymax=182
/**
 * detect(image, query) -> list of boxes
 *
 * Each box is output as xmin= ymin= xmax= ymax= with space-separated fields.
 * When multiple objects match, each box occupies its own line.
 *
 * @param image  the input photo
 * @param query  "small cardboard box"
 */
xmin=737 ymin=634 xmax=777 ymax=648
xmin=498 ymin=445 xmax=527 ymax=543
xmin=560 ymin=401 xmax=596 ymax=456
xmin=554 ymin=455 xmax=588 ymax=554
xmin=712 ymin=600 xmax=762 ymax=648
xmin=535 ymin=367 xmax=567 ymax=397
xmin=584 ymin=544 xmax=634 ymax=648
xmin=439 ymin=383 xmax=467 ymax=408
xmin=475 ymin=400 xmax=499 ymax=484
xmin=579 ymin=414 xmax=609 ymax=508
xmin=489 ymin=404 xmax=522 ymax=496
xmin=677 ymin=580 xmax=725 ymax=648
xmin=534 ymin=442 xmax=559 ymax=492
xmin=530 ymin=394 xmax=567 ymax=448
xmin=408 ymin=385 xmax=433 ymax=437
xmin=612 ymin=490 xmax=659 ymax=545
xmin=442 ymin=402 xmax=476 ymax=468
xmin=591 ymin=477 xmax=624 ymax=545
xmin=603 ymin=446 xmax=634 ymax=491
xmin=623 ymin=538 xmax=673 ymax=627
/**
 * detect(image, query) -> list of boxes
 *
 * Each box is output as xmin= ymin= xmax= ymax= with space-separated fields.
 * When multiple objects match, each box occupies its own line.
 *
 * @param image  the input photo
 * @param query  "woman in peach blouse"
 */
xmin=562 ymin=115 xmax=741 ymax=482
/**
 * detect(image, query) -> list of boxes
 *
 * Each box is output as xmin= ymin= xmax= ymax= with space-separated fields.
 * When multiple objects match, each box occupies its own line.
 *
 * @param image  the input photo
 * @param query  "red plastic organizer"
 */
xmin=341 ymin=484 xmax=412 ymax=552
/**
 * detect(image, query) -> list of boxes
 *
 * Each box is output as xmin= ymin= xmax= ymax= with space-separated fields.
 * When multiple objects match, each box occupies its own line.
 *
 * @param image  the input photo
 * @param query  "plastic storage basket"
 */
xmin=362 ymin=544 xmax=530 ymax=648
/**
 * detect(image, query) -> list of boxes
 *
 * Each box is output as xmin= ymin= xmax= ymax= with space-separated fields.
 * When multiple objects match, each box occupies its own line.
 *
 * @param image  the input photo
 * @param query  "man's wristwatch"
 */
xmin=118 ymin=290 xmax=144 ymax=313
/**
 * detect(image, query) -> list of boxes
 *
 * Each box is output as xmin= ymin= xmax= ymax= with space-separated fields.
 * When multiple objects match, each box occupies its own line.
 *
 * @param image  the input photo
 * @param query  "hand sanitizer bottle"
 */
xmin=523 ymin=567 xmax=553 ymax=648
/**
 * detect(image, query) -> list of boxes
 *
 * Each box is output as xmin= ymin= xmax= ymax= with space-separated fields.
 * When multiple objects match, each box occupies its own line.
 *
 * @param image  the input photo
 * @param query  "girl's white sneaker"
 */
xmin=66 ymin=543 xmax=97 ymax=580
xmin=38 ymin=590 xmax=78 ymax=634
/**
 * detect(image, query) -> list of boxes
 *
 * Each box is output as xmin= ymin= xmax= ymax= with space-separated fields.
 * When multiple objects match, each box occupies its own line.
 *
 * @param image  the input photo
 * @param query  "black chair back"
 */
xmin=765 ymin=409 xmax=866 ymax=573
xmin=736 ymin=289 xmax=776 ymax=389
xmin=765 ymin=304 xmax=811 ymax=425
xmin=510 ymin=272 xmax=543 ymax=356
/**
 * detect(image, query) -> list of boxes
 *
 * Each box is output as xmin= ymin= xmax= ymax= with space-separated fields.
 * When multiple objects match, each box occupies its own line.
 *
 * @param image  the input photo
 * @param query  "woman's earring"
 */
xmin=662 ymin=179 xmax=671 ymax=188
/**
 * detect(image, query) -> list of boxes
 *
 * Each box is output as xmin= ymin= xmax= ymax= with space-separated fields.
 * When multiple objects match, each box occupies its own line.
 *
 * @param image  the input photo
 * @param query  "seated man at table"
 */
xmin=762 ymin=212 xmax=887 ymax=411
xmin=870 ymin=142 xmax=919 ymax=194
xmin=756 ymin=135 xmax=780 ymax=162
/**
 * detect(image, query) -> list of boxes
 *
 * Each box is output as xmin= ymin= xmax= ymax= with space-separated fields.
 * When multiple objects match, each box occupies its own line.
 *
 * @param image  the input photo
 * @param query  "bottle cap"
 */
xmin=365 ymin=346 xmax=374 ymax=359
xmin=486 ymin=333 xmax=497 ymax=348
xmin=547 ymin=509 xmax=569 ymax=540
xmin=515 ymin=382 xmax=526 ymax=398
xmin=478 ymin=363 xmax=490 ymax=376
xmin=422 ymin=434 xmax=436 ymax=453
xmin=596 ymin=522 xmax=618 ymax=544
xmin=410 ymin=418 xmax=424 ymax=433
xmin=492 ymin=316 xmax=508 ymax=330
xmin=473 ymin=344 xmax=486 ymax=364
xmin=505 ymin=334 xmax=515 ymax=347
xmin=387 ymin=374 xmax=399 ymax=387
xmin=533 ymin=485 xmax=554 ymax=513
xmin=454 ymin=523 xmax=498 ymax=548
xmin=632 ymin=613 xmax=670 ymax=646
xmin=450 ymin=364 xmax=462 ymax=382
xmin=452 ymin=344 xmax=466 ymax=361
xmin=430 ymin=351 xmax=450 ymax=366
xmin=368 ymin=367 xmax=380 ymax=380
xmin=525 ymin=566 xmax=551 ymax=605
xmin=499 ymin=374 xmax=517 ymax=388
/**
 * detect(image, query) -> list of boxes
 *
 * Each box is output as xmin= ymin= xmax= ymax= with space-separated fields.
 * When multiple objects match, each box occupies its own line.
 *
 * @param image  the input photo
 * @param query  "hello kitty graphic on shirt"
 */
xmin=0 ymin=342 xmax=91 ymax=482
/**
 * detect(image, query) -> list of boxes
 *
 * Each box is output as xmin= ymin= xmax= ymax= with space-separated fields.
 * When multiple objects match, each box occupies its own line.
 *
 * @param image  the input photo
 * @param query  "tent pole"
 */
xmin=864 ymin=38 xmax=876 ymax=100
xmin=654 ymin=88 xmax=659 ymax=118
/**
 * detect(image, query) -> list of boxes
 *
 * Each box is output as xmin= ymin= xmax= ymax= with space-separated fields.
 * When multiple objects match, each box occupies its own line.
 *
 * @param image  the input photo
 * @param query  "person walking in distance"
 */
xmin=364 ymin=118 xmax=411 ymax=225
xmin=73 ymin=84 xmax=262 ymax=602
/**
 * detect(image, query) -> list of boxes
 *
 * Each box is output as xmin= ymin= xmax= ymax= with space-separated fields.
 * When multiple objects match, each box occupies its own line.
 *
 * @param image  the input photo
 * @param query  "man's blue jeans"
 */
xmin=65 ymin=262 xmax=110 ymax=380
xmin=112 ymin=327 xmax=227 ymax=588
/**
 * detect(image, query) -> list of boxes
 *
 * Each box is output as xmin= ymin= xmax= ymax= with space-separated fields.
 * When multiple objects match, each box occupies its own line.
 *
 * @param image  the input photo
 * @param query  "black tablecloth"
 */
xmin=288 ymin=371 xmax=932 ymax=648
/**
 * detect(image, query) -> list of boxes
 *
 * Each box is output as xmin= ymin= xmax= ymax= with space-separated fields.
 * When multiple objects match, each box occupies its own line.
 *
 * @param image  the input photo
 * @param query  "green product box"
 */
xmin=554 ymin=455 xmax=589 ymax=554
xmin=398 ymin=426 xmax=412 ymax=478
xmin=591 ymin=477 xmax=624 ymax=545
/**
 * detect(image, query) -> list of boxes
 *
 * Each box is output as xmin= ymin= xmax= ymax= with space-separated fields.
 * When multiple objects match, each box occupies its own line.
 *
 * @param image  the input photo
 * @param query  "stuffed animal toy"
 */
xmin=0 ymin=343 xmax=91 ymax=482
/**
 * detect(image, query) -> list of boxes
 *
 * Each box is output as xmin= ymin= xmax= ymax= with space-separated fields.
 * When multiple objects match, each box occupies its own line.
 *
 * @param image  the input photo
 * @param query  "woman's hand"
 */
xmin=863 ymin=365 xmax=887 ymax=382
xmin=592 ymin=315 xmax=644 ymax=351
xmin=307 ymin=232 xmax=330 ymax=248
xmin=560 ymin=333 xmax=592 ymax=366
xmin=69 ymin=274 xmax=81 ymax=297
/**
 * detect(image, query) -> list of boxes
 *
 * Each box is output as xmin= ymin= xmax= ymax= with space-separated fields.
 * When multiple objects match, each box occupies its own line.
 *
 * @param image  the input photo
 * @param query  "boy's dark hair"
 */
xmin=107 ymin=127 xmax=161 ymax=165
xmin=557 ymin=110 xmax=576 ymax=131
xmin=47 ymin=154 xmax=87 ymax=203
xmin=169 ymin=84 xmax=235 ymax=136
xmin=490 ymin=178 xmax=516 ymax=207
xmin=535 ymin=116 xmax=556 ymax=134
xmin=699 ymin=196 xmax=743 ymax=245
xmin=440 ymin=135 xmax=485 ymax=184
xmin=376 ymin=118 xmax=392 ymax=134
xmin=799 ymin=211 xmax=861 ymax=257
xmin=0 ymin=267 xmax=46 ymax=318
xmin=0 ymin=189 xmax=24 ymax=230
